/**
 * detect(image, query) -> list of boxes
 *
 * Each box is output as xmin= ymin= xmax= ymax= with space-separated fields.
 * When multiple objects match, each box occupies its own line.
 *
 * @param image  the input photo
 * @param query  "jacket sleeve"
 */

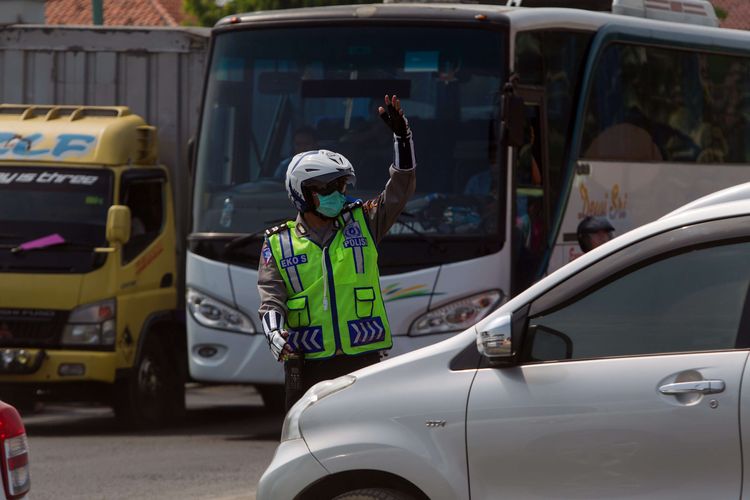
xmin=257 ymin=239 xmax=288 ymax=323
xmin=363 ymin=164 xmax=416 ymax=244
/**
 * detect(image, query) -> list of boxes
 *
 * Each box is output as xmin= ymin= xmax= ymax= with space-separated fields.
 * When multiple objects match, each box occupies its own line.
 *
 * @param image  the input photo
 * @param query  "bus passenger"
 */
xmin=577 ymin=216 xmax=614 ymax=253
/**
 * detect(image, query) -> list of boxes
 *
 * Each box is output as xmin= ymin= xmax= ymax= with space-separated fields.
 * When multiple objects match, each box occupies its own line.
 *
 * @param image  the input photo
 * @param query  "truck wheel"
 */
xmin=114 ymin=334 xmax=185 ymax=427
xmin=256 ymin=384 xmax=285 ymax=413
xmin=333 ymin=489 xmax=415 ymax=500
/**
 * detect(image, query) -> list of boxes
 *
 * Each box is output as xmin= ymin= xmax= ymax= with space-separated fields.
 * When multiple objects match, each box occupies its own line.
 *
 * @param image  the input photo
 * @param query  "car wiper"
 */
xmin=394 ymin=213 xmax=446 ymax=252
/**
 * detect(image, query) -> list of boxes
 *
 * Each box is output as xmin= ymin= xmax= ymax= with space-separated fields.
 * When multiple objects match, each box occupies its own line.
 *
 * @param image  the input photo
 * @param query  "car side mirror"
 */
xmin=106 ymin=205 xmax=132 ymax=245
xmin=477 ymin=313 xmax=513 ymax=361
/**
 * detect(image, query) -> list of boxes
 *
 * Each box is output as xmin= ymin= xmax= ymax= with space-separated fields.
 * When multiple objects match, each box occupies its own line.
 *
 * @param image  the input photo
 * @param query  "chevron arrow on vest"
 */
xmin=352 ymin=323 xmax=363 ymax=344
xmin=310 ymin=333 xmax=321 ymax=349
xmin=373 ymin=321 xmax=384 ymax=341
xmin=301 ymin=330 xmax=312 ymax=351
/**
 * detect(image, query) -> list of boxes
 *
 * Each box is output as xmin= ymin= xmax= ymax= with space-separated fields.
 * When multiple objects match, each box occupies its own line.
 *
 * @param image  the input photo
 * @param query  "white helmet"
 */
xmin=286 ymin=149 xmax=356 ymax=212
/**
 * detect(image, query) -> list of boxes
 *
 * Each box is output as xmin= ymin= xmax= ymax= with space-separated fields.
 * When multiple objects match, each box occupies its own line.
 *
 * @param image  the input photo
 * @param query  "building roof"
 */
xmin=45 ymin=0 xmax=186 ymax=26
xmin=712 ymin=0 xmax=750 ymax=30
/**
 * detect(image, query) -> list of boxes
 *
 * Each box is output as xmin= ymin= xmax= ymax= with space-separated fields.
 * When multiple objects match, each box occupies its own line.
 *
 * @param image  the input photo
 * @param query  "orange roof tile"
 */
xmin=711 ymin=0 xmax=750 ymax=30
xmin=46 ymin=0 xmax=185 ymax=26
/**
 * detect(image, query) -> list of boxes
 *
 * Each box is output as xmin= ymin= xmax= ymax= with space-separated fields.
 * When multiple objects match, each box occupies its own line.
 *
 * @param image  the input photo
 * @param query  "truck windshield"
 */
xmin=193 ymin=25 xmax=506 ymax=258
xmin=0 ymin=167 xmax=112 ymax=272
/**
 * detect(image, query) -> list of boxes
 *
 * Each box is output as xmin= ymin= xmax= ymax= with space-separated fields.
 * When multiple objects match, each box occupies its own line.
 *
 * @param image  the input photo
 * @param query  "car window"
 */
xmin=527 ymin=241 xmax=750 ymax=361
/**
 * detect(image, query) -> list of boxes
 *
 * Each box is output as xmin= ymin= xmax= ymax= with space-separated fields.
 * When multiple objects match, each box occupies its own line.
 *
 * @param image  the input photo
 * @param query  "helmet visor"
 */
xmin=303 ymin=173 xmax=354 ymax=194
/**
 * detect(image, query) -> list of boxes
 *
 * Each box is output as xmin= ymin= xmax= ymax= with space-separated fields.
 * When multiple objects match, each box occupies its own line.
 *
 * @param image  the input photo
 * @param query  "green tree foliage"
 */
xmin=184 ymin=0 xmax=372 ymax=26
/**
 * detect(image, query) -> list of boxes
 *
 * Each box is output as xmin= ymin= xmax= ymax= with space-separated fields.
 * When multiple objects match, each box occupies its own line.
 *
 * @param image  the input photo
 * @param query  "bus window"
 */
xmin=513 ymin=104 xmax=547 ymax=294
xmin=515 ymin=30 xmax=593 ymax=224
xmin=582 ymin=43 xmax=750 ymax=164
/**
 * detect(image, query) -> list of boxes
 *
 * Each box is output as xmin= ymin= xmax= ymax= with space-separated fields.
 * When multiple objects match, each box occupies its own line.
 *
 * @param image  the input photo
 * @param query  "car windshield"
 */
xmin=193 ymin=25 xmax=506 ymax=239
xmin=0 ymin=166 xmax=112 ymax=250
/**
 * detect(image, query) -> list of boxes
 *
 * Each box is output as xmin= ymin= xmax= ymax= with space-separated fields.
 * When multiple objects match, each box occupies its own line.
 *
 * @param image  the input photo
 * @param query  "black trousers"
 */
xmin=284 ymin=352 xmax=381 ymax=411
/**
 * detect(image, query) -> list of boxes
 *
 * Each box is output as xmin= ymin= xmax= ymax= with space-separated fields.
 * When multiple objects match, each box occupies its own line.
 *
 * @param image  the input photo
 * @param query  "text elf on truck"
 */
xmin=0 ymin=105 xmax=186 ymax=427
xmin=258 ymin=95 xmax=416 ymax=410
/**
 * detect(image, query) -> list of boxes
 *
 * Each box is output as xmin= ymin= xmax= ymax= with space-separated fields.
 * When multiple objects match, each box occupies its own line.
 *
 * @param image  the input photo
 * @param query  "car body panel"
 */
xmin=468 ymin=351 xmax=747 ymax=498
xmin=257 ymin=438 xmax=327 ymax=500
xmin=300 ymin=330 xmax=477 ymax=500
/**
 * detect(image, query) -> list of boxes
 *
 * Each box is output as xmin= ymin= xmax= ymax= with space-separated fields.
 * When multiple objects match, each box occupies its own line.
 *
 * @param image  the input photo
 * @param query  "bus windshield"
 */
xmin=193 ymin=25 xmax=506 ymax=245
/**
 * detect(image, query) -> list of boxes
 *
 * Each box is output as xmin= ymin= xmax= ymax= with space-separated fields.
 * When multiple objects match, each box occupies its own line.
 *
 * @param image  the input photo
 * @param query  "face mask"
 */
xmin=315 ymin=191 xmax=346 ymax=218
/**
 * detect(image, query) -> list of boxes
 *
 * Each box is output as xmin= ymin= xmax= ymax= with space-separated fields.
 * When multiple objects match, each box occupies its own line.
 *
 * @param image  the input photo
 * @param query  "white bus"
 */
xmin=186 ymin=0 xmax=750 ymax=406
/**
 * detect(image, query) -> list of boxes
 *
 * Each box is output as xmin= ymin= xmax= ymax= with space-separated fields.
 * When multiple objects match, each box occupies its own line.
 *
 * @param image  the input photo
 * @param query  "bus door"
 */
xmin=511 ymin=93 xmax=550 ymax=296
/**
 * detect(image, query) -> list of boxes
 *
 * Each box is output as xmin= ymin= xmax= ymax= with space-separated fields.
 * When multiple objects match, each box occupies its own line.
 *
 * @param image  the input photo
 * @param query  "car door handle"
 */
xmin=659 ymin=380 xmax=725 ymax=395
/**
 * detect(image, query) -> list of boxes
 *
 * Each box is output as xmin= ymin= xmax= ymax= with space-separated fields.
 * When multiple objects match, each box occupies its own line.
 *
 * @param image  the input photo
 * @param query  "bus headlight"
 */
xmin=409 ymin=290 xmax=504 ymax=336
xmin=187 ymin=288 xmax=256 ymax=334
xmin=61 ymin=299 xmax=117 ymax=346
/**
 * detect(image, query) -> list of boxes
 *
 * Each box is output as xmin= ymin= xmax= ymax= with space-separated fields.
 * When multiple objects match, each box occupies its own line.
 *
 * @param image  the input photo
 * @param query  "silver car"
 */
xmin=259 ymin=183 xmax=750 ymax=500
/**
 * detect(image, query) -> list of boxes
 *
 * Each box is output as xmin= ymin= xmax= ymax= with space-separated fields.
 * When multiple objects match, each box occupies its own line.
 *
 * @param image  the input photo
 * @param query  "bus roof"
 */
xmin=215 ymin=3 xmax=514 ymax=27
xmin=216 ymin=2 xmax=749 ymax=45
xmin=0 ymin=105 xmax=158 ymax=167
xmin=506 ymin=7 xmax=750 ymax=48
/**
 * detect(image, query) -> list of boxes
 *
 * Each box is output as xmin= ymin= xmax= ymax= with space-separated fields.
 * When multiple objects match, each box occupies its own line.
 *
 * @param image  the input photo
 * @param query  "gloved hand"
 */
xmin=262 ymin=310 xmax=294 ymax=361
xmin=379 ymin=94 xmax=416 ymax=170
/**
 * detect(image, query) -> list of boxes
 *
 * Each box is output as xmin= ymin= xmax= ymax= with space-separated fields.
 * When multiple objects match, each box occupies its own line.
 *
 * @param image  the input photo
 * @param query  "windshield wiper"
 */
xmin=9 ymin=234 xmax=103 ymax=254
xmin=11 ymin=233 xmax=66 ymax=253
xmin=394 ymin=213 xmax=446 ymax=252
xmin=224 ymin=218 xmax=292 ymax=252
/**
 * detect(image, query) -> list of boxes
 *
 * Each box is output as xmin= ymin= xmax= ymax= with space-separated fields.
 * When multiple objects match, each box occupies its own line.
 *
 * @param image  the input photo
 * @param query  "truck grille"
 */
xmin=0 ymin=309 xmax=69 ymax=348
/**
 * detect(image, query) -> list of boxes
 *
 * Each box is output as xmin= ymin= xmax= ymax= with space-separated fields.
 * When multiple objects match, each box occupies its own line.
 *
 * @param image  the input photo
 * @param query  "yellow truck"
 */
xmin=0 ymin=104 xmax=185 ymax=426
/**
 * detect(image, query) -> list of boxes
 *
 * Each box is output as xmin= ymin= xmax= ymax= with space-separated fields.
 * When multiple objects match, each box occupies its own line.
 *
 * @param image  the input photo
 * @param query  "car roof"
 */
xmin=481 ymin=182 xmax=750 ymax=327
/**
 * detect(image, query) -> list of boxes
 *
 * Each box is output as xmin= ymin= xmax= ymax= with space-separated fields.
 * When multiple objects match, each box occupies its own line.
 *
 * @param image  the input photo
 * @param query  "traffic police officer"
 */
xmin=257 ymin=95 xmax=416 ymax=409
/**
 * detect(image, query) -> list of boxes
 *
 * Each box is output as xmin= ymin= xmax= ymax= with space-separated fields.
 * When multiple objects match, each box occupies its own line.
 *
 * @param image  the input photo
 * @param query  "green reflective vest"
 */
xmin=266 ymin=204 xmax=392 ymax=359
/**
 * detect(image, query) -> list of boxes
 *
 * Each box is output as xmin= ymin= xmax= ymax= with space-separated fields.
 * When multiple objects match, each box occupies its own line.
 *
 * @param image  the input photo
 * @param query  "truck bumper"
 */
xmin=257 ymin=438 xmax=328 ymax=500
xmin=0 ymin=349 xmax=118 ymax=384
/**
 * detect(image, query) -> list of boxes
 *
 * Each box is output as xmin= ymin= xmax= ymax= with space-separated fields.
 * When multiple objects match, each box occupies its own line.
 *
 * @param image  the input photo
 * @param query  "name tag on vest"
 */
xmin=279 ymin=254 xmax=308 ymax=269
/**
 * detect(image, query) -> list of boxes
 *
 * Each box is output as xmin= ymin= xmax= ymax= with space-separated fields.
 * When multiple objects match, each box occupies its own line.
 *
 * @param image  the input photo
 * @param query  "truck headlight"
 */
xmin=409 ymin=290 xmax=504 ymax=336
xmin=187 ymin=288 xmax=255 ymax=334
xmin=281 ymin=375 xmax=356 ymax=442
xmin=61 ymin=299 xmax=117 ymax=346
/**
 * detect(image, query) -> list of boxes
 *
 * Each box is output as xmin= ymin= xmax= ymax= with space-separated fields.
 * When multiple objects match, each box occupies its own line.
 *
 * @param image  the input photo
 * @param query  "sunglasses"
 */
xmin=312 ymin=178 xmax=347 ymax=196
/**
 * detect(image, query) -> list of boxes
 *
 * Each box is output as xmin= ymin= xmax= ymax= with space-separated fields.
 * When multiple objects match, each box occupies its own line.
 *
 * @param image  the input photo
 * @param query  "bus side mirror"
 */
xmin=500 ymin=93 xmax=525 ymax=148
xmin=106 ymin=205 xmax=132 ymax=245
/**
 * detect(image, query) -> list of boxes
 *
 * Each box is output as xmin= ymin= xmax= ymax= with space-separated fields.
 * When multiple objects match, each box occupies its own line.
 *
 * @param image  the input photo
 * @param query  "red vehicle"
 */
xmin=0 ymin=402 xmax=30 ymax=499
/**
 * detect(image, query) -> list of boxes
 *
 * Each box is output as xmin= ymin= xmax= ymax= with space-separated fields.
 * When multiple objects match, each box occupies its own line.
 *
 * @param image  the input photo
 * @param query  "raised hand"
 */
xmin=378 ymin=94 xmax=411 ymax=139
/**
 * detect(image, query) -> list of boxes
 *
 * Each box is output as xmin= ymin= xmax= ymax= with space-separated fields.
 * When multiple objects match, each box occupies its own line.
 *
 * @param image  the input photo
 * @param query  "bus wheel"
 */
xmin=256 ymin=384 xmax=285 ymax=413
xmin=114 ymin=334 xmax=184 ymax=427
